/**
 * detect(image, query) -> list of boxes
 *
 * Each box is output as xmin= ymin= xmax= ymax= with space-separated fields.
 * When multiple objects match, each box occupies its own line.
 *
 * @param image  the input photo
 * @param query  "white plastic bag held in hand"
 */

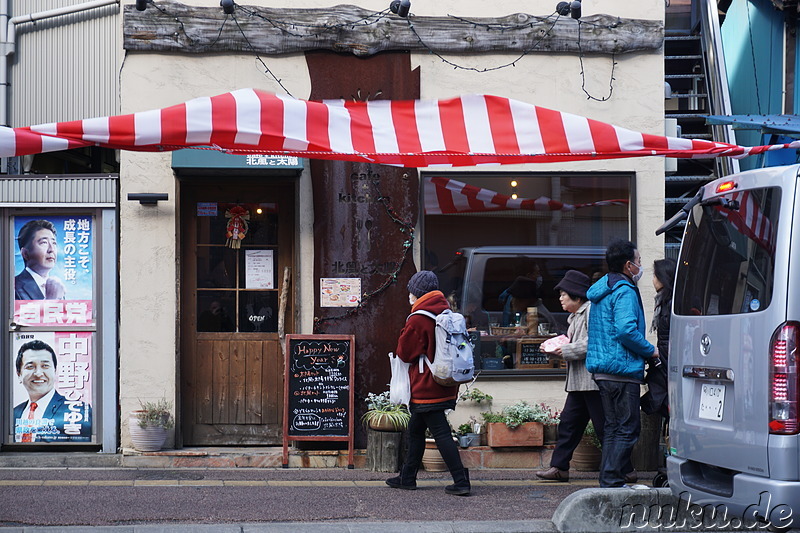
xmin=389 ymin=352 xmax=411 ymax=406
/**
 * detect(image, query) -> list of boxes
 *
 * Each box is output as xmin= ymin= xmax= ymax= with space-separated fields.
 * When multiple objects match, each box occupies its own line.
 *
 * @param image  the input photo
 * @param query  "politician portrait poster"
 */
xmin=12 ymin=215 xmax=94 ymax=327
xmin=11 ymin=331 xmax=93 ymax=443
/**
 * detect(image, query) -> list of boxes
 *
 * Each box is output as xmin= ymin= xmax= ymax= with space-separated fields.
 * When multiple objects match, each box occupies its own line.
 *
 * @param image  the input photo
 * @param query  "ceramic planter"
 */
xmin=367 ymin=413 xmax=406 ymax=432
xmin=572 ymin=434 xmax=601 ymax=471
xmin=129 ymin=411 xmax=168 ymax=452
xmin=421 ymin=438 xmax=459 ymax=471
xmin=486 ymin=421 xmax=544 ymax=447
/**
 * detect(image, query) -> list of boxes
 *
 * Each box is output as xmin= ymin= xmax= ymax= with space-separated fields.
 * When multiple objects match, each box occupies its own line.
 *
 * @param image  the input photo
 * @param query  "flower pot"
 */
xmin=422 ymin=438 xmax=448 ymax=471
xmin=544 ymin=424 xmax=559 ymax=445
xmin=572 ymin=434 xmax=601 ymax=471
xmin=487 ymin=422 xmax=544 ymax=447
xmin=367 ymin=413 xmax=404 ymax=432
xmin=129 ymin=411 xmax=168 ymax=452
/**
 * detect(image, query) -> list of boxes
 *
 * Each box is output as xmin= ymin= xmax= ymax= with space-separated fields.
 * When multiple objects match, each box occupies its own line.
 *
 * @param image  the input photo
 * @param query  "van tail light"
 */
xmin=769 ymin=322 xmax=800 ymax=434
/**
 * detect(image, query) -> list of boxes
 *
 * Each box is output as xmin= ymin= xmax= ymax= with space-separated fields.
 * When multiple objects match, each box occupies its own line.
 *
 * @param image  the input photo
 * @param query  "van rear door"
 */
xmin=671 ymin=167 xmax=796 ymax=478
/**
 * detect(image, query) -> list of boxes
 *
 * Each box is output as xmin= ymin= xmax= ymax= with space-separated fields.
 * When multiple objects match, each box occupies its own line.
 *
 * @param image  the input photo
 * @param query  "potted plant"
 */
xmin=537 ymin=403 xmax=561 ymax=445
xmin=129 ymin=398 xmax=174 ymax=452
xmin=455 ymin=416 xmax=480 ymax=448
xmin=572 ymin=421 xmax=602 ymax=471
xmin=457 ymin=388 xmax=493 ymax=405
xmin=481 ymin=401 xmax=545 ymax=447
xmin=361 ymin=391 xmax=410 ymax=431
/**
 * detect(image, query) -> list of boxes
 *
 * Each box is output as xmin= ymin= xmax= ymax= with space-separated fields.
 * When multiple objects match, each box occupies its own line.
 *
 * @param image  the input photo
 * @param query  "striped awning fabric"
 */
xmin=2 ymin=89 xmax=798 ymax=166
xmin=424 ymin=176 xmax=628 ymax=214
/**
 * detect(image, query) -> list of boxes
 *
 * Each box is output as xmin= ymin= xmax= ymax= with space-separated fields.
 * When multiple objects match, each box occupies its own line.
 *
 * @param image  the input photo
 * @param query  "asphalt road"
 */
xmin=0 ymin=468 xmax=617 ymax=528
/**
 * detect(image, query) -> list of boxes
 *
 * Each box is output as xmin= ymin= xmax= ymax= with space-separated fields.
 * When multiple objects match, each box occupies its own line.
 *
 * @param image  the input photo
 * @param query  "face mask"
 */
xmin=630 ymin=262 xmax=643 ymax=283
xmin=535 ymin=276 xmax=543 ymax=289
xmin=409 ymin=294 xmax=417 ymax=306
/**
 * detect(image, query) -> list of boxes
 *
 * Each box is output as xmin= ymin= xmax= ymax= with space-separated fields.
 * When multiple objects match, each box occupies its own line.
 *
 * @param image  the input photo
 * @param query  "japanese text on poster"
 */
xmin=11 ymin=331 xmax=93 ymax=443
xmin=12 ymin=215 xmax=94 ymax=326
xmin=320 ymin=278 xmax=361 ymax=307
xmin=245 ymin=249 xmax=274 ymax=289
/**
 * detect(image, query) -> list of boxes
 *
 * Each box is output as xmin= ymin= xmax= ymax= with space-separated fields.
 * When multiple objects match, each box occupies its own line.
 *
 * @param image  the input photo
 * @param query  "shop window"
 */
xmin=423 ymin=172 xmax=630 ymax=375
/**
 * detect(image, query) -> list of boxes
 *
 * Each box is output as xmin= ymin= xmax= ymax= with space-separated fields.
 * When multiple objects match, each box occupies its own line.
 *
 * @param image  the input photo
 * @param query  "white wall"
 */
xmin=118 ymin=0 xmax=664 ymax=447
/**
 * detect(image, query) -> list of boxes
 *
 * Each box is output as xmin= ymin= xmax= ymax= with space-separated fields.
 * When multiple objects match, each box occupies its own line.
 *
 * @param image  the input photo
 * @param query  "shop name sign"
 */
xmin=171 ymin=149 xmax=304 ymax=171
xmin=245 ymin=155 xmax=299 ymax=167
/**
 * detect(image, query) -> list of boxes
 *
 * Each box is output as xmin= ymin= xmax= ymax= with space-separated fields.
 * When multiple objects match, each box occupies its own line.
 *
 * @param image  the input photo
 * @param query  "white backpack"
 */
xmin=409 ymin=309 xmax=475 ymax=386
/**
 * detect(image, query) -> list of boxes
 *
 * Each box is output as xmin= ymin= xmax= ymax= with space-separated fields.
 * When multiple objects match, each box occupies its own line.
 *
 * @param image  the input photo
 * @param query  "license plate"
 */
xmin=698 ymin=383 xmax=725 ymax=421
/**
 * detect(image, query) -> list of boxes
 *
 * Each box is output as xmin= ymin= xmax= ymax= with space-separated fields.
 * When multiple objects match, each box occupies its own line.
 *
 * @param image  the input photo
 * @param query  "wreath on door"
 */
xmin=225 ymin=205 xmax=250 ymax=249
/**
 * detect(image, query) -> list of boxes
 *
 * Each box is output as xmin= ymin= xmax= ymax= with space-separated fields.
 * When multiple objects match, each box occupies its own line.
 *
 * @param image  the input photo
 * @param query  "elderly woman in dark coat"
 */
xmin=535 ymin=270 xmax=604 ymax=482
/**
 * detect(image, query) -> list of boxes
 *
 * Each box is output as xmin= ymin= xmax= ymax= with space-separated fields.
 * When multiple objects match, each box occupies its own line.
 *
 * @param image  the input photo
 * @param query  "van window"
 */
xmin=674 ymin=187 xmax=780 ymax=316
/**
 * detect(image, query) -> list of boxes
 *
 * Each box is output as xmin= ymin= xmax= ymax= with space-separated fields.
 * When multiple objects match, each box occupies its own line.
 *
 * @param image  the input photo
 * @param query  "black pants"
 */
xmin=597 ymin=380 xmax=640 ymax=487
xmin=550 ymin=390 xmax=605 ymax=471
xmin=404 ymin=407 xmax=464 ymax=473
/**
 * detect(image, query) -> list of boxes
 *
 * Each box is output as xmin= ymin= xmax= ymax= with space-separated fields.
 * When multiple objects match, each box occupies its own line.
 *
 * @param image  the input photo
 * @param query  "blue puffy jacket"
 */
xmin=585 ymin=273 xmax=655 ymax=381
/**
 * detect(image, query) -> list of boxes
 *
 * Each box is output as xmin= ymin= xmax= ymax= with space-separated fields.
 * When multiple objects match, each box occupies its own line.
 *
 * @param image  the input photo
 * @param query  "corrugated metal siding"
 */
xmin=10 ymin=0 xmax=120 ymax=127
xmin=0 ymin=175 xmax=117 ymax=205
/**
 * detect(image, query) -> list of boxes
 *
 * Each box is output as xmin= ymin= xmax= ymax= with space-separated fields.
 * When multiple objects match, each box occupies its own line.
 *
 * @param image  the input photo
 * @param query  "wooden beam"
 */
xmin=124 ymin=2 xmax=663 ymax=56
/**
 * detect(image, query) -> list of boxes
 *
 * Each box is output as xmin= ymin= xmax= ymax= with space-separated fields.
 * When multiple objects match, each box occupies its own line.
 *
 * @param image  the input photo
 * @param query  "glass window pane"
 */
xmin=196 ymin=247 xmax=236 ymax=288
xmin=245 ymin=205 xmax=279 ymax=246
xmin=675 ymin=187 xmax=779 ymax=316
xmin=239 ymin=291 xmax=279 ymax=333
xmin=196 ymin=202 xmax=279 ymax=246
xmin=197 ymin=291 xmax=236 ymax=332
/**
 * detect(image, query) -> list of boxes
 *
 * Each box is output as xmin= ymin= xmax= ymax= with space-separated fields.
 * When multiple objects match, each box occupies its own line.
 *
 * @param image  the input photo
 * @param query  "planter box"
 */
xmin=487 ymin=422 xmax=544 ymax=447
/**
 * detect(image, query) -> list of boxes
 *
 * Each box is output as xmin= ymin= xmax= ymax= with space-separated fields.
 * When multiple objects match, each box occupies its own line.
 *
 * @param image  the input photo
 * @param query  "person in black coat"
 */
xmin=641 ymin=258 xmax=676 ymax=418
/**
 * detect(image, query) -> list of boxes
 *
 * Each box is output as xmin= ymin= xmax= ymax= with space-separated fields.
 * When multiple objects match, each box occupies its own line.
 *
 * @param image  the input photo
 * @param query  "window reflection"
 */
xmin=197 ymin=291 xmax=236 ymax=332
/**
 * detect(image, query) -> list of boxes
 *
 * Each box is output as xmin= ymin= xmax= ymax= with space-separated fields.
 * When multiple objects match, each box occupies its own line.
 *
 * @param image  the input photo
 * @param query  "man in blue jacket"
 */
xmin=586 ymin=239 xmax=657 ymax=488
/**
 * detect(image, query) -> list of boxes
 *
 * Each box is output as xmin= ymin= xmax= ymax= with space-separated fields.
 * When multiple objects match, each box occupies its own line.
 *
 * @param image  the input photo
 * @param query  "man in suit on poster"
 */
xmin=14 ymin=219 xmax=66 ymax=300
xmin=13 ymin=340 xmax=92 ymax=443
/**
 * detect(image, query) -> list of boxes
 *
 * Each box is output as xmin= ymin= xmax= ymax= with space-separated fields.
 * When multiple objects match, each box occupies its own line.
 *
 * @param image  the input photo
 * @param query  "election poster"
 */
xmin=11 ymin=331 xmax=93 ymax=443
xmin=12 ymin=215 xmax=94 ymax=327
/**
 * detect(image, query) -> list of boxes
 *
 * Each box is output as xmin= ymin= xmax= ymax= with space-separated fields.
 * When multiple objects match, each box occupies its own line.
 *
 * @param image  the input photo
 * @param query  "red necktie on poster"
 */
xmin=21 ymin=402 xmax=37 ymax=443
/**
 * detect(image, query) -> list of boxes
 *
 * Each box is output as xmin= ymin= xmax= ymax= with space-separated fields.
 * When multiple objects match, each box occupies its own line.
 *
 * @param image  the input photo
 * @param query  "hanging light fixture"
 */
xmin=389 ymin=0 xmax=411 ymax=17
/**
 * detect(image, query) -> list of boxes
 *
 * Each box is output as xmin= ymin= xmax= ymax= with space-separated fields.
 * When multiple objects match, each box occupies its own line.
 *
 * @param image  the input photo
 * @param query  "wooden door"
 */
xmin=180 ymin=179 xmax=294 ymax=445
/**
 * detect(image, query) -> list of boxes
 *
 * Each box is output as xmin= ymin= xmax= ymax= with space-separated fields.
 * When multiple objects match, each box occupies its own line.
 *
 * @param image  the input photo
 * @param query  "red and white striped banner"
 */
xmin=1 ymin=89 xmax=798 ymax=166
xmin=424 ymin=176 xmax=628 ymax=214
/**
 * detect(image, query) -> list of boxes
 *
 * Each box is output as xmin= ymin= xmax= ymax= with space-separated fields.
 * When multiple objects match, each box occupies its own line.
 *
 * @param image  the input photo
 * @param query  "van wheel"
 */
xmin=652 ymin=472 xmax=669 ymax=488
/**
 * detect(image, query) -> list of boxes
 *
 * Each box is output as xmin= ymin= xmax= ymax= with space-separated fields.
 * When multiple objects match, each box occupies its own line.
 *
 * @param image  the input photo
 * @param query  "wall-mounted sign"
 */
xmin=320 ymin=278 xmax=361 ymax=307
xmin=11 ymin=331 xmax=93 ymax=443
xmin=12 ymin=215 xmax=94 ymax=327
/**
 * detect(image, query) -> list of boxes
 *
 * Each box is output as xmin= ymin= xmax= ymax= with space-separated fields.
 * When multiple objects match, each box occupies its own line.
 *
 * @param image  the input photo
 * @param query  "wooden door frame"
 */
xmin=177 ymin=176 xmax=296 ymax=447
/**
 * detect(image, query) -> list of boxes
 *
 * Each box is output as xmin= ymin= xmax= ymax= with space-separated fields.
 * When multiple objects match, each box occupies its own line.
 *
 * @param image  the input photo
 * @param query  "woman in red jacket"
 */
xmin=385 ymin=270 xmax=471 ymax=496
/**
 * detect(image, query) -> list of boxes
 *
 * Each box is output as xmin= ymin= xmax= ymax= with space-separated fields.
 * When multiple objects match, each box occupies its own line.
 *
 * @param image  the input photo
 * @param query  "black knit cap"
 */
xmin=407 ymin=270 xmax=439 ymax=298
xmin=554 ymin=270 xmax=591 ymax=299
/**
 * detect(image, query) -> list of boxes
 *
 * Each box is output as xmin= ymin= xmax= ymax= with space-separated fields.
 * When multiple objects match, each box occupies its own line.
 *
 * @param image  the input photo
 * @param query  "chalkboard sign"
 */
xmin=517 ymin=339 xmax=550 ymax=368
xmin=283 ymin=334 xmax=355 ymax=468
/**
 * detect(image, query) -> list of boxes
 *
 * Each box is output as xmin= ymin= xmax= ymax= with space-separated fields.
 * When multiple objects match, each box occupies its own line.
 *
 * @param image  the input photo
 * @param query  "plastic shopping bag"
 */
xmin=389 ymin=352 xmax=411 ymax=406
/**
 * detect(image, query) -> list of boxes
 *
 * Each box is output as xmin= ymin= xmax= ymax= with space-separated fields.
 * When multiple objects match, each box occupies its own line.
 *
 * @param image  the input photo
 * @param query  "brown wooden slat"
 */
xmin=245 ymin=342 xmax=263 ymax=425
xmin=230 ymin=340 xmax=247 ymax=424
xmin=265 ymin=341 xmax=279 ymax=425
xmin=212 ymin=340 xmax=230 ymax=424
xmin=196 ymin=340 xmax=214 ymax=425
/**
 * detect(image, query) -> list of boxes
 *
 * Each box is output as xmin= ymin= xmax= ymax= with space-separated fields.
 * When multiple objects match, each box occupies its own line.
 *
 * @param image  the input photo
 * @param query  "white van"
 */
xmin=663 ymin=164 xmax=800 ymax=528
